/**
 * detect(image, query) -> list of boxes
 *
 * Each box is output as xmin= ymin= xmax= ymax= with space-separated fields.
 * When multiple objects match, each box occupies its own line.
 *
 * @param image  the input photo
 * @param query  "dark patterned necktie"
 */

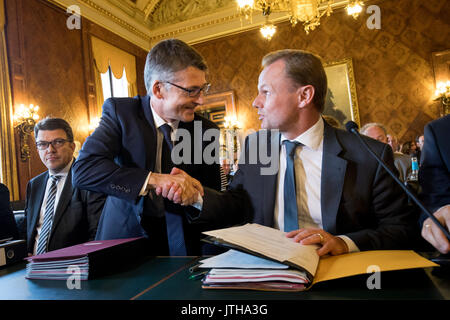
xmin=159 ymin=124 xmax=186 ymax=255
xmin=159 ymin=123 xmax=174 ymax=174
xmin=36 ymin=175 xmax=61 ymax=255
xmin=283 ymin=140 xmax=301 ymax=232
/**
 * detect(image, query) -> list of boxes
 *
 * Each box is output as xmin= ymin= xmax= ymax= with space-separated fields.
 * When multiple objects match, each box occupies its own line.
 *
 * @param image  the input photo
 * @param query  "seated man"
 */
xmin=24 ymin=117 xmax=105 ymax=255
xmin=166 ymin=49 xmax=418 ymax=256
xmin=419 ymin=115 xmax=450 ymax=254
xmin=360 ymin=123 xmax=411 ymax=183
xmin=0 ymin=183 xmax=19 ymax=240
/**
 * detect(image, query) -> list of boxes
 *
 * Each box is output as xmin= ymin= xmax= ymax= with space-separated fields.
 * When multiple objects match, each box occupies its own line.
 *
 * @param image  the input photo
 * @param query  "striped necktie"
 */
xmin=36 ymin=175 xmax=61 ymax=255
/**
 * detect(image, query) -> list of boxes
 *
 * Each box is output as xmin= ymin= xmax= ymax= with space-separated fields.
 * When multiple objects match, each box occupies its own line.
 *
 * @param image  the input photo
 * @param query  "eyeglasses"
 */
xmin=163 ymin=81 xmax=211 ymax=97
xmin=36 ymin=138 xmax=70 ymax=150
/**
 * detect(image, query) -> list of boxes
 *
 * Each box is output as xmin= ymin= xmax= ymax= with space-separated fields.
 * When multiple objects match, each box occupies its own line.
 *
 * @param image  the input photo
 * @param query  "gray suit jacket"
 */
xmin=200 ymin=121 xmax=418 ymax=251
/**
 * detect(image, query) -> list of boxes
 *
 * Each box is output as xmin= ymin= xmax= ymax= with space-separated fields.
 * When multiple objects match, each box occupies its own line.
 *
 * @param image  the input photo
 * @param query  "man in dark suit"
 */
xmin=0 ymin=183 xmax=19 ymax=240
xmin=72 ymin=39 xmax=222 ymax=256
xmin=419 ymin=114 xmax=450 ymax=254
xmin=24 ymin=118 xmax=105 ymax=255
xmin=171 ymin=49 xmax=417 ymax=256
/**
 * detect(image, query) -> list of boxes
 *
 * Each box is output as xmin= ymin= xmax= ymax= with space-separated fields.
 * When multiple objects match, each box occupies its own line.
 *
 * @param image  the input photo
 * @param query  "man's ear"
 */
xmin=297 ymin=85 xmax=315 ymax=109
xmin=152 ymin=81 xmax=164 ymax=99
xmin=69 ymin=141 xmax=76 ymax=153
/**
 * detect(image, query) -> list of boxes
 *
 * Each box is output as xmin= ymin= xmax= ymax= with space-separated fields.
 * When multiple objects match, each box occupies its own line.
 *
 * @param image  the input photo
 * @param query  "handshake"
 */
xmin=147 ymin=167 xmax=203 ymax=206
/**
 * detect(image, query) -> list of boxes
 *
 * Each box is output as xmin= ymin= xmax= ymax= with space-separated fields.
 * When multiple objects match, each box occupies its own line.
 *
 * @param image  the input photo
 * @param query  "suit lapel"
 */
xmin=28 ymin=173 xmax=48 ymax=244
xmin=321 ymin=123 xmax=347 ymax=234
xmin=262 ymin=130 xmax=280 ymax=227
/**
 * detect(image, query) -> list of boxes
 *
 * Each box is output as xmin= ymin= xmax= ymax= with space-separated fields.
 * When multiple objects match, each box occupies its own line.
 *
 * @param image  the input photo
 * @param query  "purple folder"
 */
xmin=26 ymin=237 xmax=148 ymax=280
xmin=26 ymin=237 xmax=145 ymax=262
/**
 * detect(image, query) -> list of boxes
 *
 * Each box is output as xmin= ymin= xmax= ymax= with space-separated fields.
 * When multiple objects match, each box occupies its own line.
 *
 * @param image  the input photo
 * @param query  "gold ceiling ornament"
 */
xmin=236 ymin=0 xmax=364 ymax=36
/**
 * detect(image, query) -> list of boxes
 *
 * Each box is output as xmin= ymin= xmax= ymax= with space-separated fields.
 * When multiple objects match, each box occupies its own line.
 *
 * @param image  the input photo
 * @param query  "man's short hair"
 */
xmin=360 ymin=122 xmax=387 ymax=136
xmin=34 ymin=117 xmax=74 ymax=142
xmin=261 ymin=49 xmax=328 ymax=113
xmin=144 ymin=39 xmax=208 ymax=95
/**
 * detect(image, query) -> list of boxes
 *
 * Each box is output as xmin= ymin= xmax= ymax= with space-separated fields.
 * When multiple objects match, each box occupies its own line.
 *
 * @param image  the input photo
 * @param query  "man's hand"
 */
xmin=421 ymin=205 xmax=450 ymax=254
xmin=286 ymin=228 xmax=349 ymax=256
xmin=149 ymin=168 xmax=203 ymax=206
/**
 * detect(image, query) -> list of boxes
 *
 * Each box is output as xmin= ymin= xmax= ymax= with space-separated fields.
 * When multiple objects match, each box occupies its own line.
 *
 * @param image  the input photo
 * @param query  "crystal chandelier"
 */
xmin=236 ymin=0 xmax=364 ymax=39
xmin=346 ymin=0 xmax=364 ymax=19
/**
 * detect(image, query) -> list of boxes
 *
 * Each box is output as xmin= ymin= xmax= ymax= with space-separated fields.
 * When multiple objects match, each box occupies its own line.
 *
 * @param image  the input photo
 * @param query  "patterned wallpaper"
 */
xmin=194 ymin=0 xmax=449 ymax=143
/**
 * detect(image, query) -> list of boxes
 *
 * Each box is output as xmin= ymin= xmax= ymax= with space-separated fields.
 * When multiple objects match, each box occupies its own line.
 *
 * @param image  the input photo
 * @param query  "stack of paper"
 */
xmin=199 ymin=250 xmax=310 ymax=291
xmin=200 ymin=224 xmax=439 ymax=291
xmin=26 ymin=256 xmax=89 ymax=280
xmin=26 ymin=237 xmax=146 ymax=280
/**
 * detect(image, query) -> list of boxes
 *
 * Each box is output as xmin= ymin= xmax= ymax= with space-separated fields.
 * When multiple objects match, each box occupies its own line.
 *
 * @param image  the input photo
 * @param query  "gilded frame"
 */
xmin=323 ymin=58 xmax=360 ymax=127
xmin=195 ymin=90 xmax=236 ymax=128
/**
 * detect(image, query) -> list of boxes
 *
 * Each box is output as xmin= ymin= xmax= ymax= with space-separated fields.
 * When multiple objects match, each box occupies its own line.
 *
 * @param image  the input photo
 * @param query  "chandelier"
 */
xmin=236 ymin=0 xmax=364 ymax=39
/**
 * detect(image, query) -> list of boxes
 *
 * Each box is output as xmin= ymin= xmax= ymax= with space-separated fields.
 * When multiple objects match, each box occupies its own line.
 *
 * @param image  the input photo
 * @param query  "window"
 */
xmin=100 ymin=66 xmax=129 ymax=100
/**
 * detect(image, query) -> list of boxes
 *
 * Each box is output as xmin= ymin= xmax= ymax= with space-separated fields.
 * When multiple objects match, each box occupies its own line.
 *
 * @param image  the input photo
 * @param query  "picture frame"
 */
xmin=195 ymin=90 xmax=236 ymax=128
xmin=323 ymin=58 xmax=360 ymax=128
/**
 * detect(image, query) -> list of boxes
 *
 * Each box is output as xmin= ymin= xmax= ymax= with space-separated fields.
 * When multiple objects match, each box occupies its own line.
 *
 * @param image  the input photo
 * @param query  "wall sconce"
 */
xmin=223 ymin=116 xmax=242 ymax=163
xmin=434 ymin=81 xmax=450 ymax=116
xmin=14 ymin=104 xmax=40 ymax=162
xmin=88 ymin=117 xmax=100 ymax=133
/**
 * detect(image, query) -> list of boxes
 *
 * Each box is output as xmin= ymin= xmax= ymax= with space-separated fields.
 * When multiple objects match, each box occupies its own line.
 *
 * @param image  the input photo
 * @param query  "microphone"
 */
xmin=345 ymin=121 xmax=450 ymax=240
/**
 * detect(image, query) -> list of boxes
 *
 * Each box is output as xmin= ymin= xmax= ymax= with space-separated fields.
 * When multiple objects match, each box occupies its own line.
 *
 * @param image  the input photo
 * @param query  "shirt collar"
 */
xmin=50 ymin=158 xmax=73 ymax=178
xmin=150 ymin=101 xmax=179 ymax=131
xmin=281 ymin=117 xmax=324 ymax=151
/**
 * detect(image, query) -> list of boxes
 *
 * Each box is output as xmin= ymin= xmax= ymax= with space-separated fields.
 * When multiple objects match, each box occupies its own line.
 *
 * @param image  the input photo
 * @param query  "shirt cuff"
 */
xmin=139 ymin=172 xmax=152 ymax=196
xmin=338 ymin=235 xmax=360 ymax=253
xmin=191 ymin=194 xmax=203 ymax=211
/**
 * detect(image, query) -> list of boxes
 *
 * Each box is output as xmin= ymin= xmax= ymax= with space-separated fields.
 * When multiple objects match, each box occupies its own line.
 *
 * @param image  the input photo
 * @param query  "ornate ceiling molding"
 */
xmin=48 ymin=0 xmax=352 ymax=50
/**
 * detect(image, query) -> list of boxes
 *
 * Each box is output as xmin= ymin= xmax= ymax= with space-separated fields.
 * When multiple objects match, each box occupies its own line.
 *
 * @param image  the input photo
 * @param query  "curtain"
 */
xmin=91 ymin=36 xmax=137 ymax=111
xmin=0 ymin=0 xmax=19 ymax=199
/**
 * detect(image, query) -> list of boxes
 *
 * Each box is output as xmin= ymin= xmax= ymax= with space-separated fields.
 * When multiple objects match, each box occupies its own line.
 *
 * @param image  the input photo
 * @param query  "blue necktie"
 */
xmin=283 ymin=140 xmax=301 ymax=232
xmin=159 ymin=124 xmax=187 ymax=256
xmin=36 ymin=175 xmax=61 ymax=255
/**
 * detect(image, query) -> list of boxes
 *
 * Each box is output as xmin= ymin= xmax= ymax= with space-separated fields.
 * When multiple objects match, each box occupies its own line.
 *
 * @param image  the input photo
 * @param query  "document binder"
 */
xmin=25 ymin=237 xmax=148 ymax=280
xmin=0 ymin=239 xmax=27 ymax=267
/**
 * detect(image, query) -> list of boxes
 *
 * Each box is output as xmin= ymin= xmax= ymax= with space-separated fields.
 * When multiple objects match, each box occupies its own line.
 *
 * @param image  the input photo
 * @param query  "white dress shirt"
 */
xmin=139 ymin=103 xmax=179 ymax=195
xmin=33 ymin=158 xmax=73 ymax=254
xmin=274 ymin=117 xmax=359 ymax=252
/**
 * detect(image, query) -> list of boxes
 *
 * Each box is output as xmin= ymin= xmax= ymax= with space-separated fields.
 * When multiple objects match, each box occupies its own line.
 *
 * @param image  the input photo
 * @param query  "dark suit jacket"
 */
xmin=419 ymin=115 xmax=450 ymax=223
xmin=24 ymin=166 xmax=105 ymax=254
xmin=72 ymin=95 xmax=221 ymax=255
xmin=200 ymin=121 xmax=418 ymax=251
xmin=0 ymin=183 xmax=19 ymax=240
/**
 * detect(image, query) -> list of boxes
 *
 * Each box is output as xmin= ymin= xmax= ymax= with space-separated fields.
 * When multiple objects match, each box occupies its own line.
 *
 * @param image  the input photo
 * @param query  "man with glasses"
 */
xmin=24 ymin=117 xmax=105 ymax=255
xmin=73 ymin=39 xmax=225 ymax=256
